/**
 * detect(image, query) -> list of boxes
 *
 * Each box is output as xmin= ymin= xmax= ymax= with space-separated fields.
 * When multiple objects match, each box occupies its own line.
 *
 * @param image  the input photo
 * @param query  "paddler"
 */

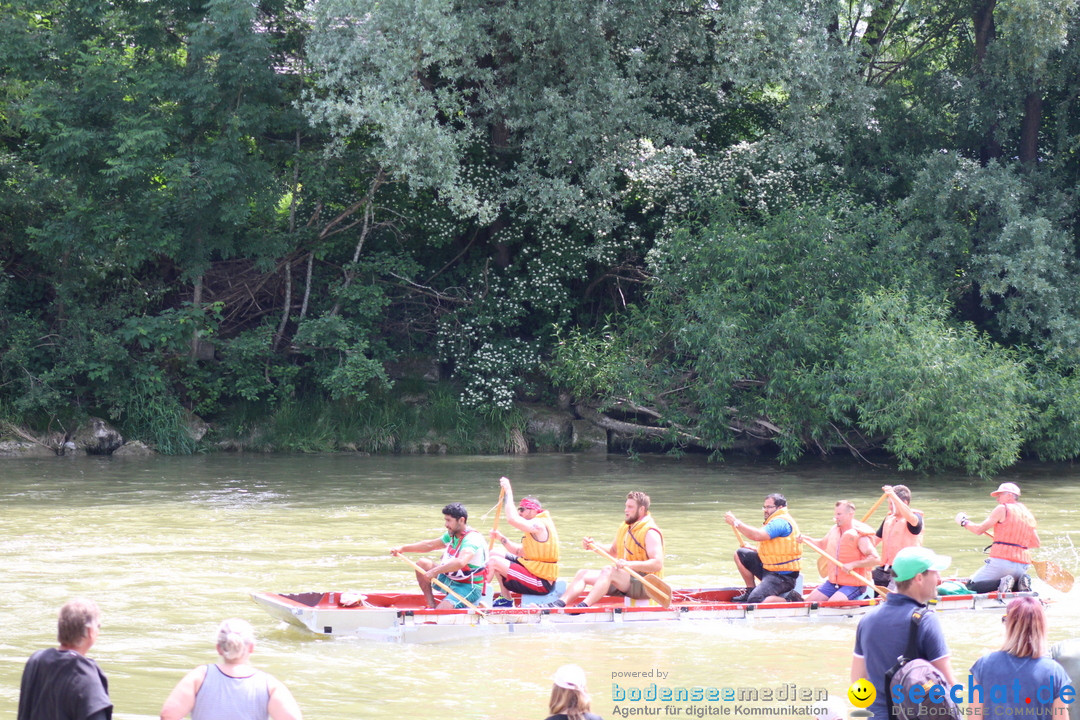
xmin=487 ymin=476 xmax=560 ymax=605
xmin=800 ymin=499 xmax=879 ymax=601
xmin=724 ymin=493 xmax=803 ymax=603
xmin=872 ymin=484 xmax=924 ymax=590
xmin=956 ymin=481 xmax=1039 ymax=594
xmin=390 ymin=502 xmax=488 ymax=609
xmin=543 ymin=491 xmax=663 ymax=609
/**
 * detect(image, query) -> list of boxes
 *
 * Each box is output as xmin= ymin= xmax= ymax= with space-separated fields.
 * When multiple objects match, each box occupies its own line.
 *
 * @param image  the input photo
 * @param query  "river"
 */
xmin=0 ymin=453 xmax=1077 ymax=719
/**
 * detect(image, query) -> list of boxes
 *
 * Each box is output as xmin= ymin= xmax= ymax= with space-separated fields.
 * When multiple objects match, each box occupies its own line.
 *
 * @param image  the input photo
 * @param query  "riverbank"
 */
xmin=0 ymin=382 xmax=615 ymax=458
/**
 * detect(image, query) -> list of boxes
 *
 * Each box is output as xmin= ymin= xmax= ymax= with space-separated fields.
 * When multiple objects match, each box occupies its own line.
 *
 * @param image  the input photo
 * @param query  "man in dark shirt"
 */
xmin=872 ymin=484 xmax=924 ymax=589
xmin=19 ymin=598 xmax=112 ymax=720
xmin=851 ymin=547 xmax=956 ymax=720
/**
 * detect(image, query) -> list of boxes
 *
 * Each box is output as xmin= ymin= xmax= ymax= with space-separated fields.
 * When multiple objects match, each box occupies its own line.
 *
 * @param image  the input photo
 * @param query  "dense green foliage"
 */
xmin=3 ymin=0 xmax=1080 ymax=474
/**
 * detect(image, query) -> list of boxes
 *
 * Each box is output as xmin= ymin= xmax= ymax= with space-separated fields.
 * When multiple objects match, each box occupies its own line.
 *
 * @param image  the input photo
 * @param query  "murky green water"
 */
xmin=0 ymin=453 xmax=1077 ymax=719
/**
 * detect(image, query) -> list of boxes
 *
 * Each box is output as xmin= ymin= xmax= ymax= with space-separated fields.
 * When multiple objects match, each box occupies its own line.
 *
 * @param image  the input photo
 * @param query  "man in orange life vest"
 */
xmin=956 ymin=481 xmax=1039 ymax=594
xmin=488 ymin=476 xmax=560 ymax=603
xmin=801 ymin=500 xmax=879 ymax=602
xmin=872 ymin=484 xmax=924 ymax=589
xmin=544 ymin=491 xmax=663 ymax=609
xmin=724 ymin=493 xmax=802 ymax=604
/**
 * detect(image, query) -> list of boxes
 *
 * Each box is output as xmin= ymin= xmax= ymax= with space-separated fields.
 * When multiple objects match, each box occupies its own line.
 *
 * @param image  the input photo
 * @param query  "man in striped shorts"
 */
xmin=488 ymin=477 xmax=560 ymax=604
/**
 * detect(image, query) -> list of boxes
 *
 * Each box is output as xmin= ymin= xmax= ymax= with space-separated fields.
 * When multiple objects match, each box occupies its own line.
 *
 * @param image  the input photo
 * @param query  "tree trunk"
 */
xmin=859 ymin=0 xmax=901 ymax=81
xmin=972 ymin=0 xmax=1001 ymax=164
xmin=190 ymin=274 xmax=203 ymax=359
xmin=972 ymin=0 xmax=995 ymax=67
xmin=1019 ymin=88 xmax=1042 ymax=167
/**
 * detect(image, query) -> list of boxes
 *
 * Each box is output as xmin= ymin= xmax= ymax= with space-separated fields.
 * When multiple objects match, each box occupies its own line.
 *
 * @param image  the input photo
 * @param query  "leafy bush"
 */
xmin=835 ymin=290 xmax=1030 ymax=476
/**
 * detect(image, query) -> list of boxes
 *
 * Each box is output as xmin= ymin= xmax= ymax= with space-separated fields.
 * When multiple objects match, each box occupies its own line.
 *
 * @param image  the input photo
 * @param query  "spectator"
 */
xmin=18 ymin=598 xmax=112 ymax=720
xmin=545 ymin=664 xmax=603 ymax=720
xmin=850 ymin=546 xmax=956 ymax=720
xmin=971 ymin=597 xmax=1069 ymax=719
xmin=160 ymin=618 xmax=302 ymax=720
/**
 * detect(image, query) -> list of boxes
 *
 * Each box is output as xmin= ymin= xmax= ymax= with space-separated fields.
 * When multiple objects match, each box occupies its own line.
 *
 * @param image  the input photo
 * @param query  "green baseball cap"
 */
xmin=892 ymin=546 xmax=951 ymax=582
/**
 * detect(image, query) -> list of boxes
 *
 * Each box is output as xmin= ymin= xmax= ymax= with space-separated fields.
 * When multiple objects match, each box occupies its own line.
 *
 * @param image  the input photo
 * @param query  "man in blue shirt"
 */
xmin=851 ymin=546 xmax=956 ymax=719
xmin=724 ymin=493 xmax=802 ymax=603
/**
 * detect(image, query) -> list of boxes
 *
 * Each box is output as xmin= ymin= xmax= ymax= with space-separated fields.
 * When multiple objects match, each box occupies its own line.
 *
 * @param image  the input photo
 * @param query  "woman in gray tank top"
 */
xmin=160 ymin=618 xmax=302 ymax=720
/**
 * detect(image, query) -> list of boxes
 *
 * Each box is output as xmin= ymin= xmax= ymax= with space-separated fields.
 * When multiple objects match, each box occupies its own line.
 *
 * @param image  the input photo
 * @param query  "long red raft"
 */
xmin=251 ymin=583 xmax=1037 ymax=643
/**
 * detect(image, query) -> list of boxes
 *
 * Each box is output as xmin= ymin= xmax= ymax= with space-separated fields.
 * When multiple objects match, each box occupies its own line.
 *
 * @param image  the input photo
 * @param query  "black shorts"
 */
xmin=737 ymin=547 xmax=799 ymax=603
xmin=872 ymin=566 xmax=895 ymax=587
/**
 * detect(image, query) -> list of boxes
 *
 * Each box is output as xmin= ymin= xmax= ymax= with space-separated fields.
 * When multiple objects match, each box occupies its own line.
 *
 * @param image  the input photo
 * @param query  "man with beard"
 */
xmin=544 ymin=491 xmax=663 ymax=609
xmin=390 ymin=502 xmax=488 ymax=609
xmin=724 ymin=493 xmax=803 ymax=603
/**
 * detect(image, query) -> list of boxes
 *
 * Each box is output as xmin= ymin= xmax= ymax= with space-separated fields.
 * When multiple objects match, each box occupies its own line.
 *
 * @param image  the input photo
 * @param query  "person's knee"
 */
xmin=416 ymin=558 xmax=435 ymax=570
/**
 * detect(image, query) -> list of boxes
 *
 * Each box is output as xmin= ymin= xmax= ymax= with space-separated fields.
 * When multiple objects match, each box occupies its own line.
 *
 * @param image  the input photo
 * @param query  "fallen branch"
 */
xmin=575 ymin=404 xmax=701 ymax=445
xmin=1 ymin=422 xmax=59 ymax=454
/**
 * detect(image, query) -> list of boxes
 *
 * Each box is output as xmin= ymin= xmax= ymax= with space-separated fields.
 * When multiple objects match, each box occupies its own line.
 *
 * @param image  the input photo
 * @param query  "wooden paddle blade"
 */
xmin=816 ymin=555 xmax=830 ymax=579
xmin=1032 ymin=560 xmax=1074 ymax=593
xmin=642 ymin=574 xmax=673 ymax=607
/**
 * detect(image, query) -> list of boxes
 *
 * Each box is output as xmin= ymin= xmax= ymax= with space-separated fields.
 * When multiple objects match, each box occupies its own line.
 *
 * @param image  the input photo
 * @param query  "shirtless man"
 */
xmin=801 ymin=500 xmax=879 ymax=601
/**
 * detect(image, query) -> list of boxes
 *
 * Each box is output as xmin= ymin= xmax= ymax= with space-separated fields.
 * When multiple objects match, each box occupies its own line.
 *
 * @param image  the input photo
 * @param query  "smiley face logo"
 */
xmin=848 ymin=678 xmax=876 ymax=709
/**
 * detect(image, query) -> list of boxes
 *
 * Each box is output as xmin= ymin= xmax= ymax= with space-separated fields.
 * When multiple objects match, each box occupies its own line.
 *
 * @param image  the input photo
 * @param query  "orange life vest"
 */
xmin=614 ymin=513 xmax=664 ymax=578
xmin=880 ymin=508 xmax=924 ymax=566
xmin=991 ymin=502 xmax=1039 ymax=563
xmin=757 ymin=507 xmax=801 ymax=573
xmin=520 ymin=510 xmax=560 ymax=582
xmin=826 ymin=522 xmax=875 ymax=586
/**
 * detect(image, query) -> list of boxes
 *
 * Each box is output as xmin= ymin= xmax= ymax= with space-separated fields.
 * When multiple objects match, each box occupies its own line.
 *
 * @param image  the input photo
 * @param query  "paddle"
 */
xmin=980 ymin=530 xmax=1074 ymax=593
xmin=394 ymin=553 xmax=487 ymax=614
xmin=815 ymin=492 xmax=890 ymax=578
xmin=812 ymin=496 xmax=889 ymax=578
xmin=861 ymin=492 xmax=889 ymax=524
xmin=800 ymin=536 xmax=891 ymax=597
xmin=586 ymin=541 xmax=673 ymax=607
xmin=1032 ymin=560 xmax=1074 ymax=593
xmin=733 ymin=526 xmax=749 ymax=548
xmin=488 ymin=487 xmax=506 ymax=551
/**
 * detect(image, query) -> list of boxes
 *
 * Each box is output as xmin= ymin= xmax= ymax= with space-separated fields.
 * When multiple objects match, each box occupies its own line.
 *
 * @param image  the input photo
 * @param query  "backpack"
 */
xmin=882 ymin=608 xmax=962 ymax=720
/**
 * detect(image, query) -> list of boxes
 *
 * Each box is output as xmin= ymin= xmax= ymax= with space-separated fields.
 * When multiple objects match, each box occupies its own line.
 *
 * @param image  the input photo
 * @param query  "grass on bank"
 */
xmin=210 ymin=383 xmax=528 ymax=455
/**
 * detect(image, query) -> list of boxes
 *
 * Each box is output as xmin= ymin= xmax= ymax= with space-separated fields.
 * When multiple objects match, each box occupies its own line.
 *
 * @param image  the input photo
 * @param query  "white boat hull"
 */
xmin=251 ymin=586 xmax=1034 ymax=644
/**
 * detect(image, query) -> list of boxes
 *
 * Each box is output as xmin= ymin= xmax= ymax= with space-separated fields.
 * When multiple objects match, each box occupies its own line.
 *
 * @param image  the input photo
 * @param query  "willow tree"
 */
xmin=302 ymin=0 xmax=867 ymax=407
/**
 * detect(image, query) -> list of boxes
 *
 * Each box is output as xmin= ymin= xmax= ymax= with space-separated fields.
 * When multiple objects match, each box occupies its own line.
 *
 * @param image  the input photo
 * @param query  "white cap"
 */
xmin=553 ymin=664 xmax=588 ymax=690
xmin=991 ymin=482 xmax=1021 ymax=497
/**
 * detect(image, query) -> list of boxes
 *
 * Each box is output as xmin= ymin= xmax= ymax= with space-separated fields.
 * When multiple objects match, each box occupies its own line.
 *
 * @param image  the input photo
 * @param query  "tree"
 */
xmin=0 ymin=0 xmax=314 ymax=442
